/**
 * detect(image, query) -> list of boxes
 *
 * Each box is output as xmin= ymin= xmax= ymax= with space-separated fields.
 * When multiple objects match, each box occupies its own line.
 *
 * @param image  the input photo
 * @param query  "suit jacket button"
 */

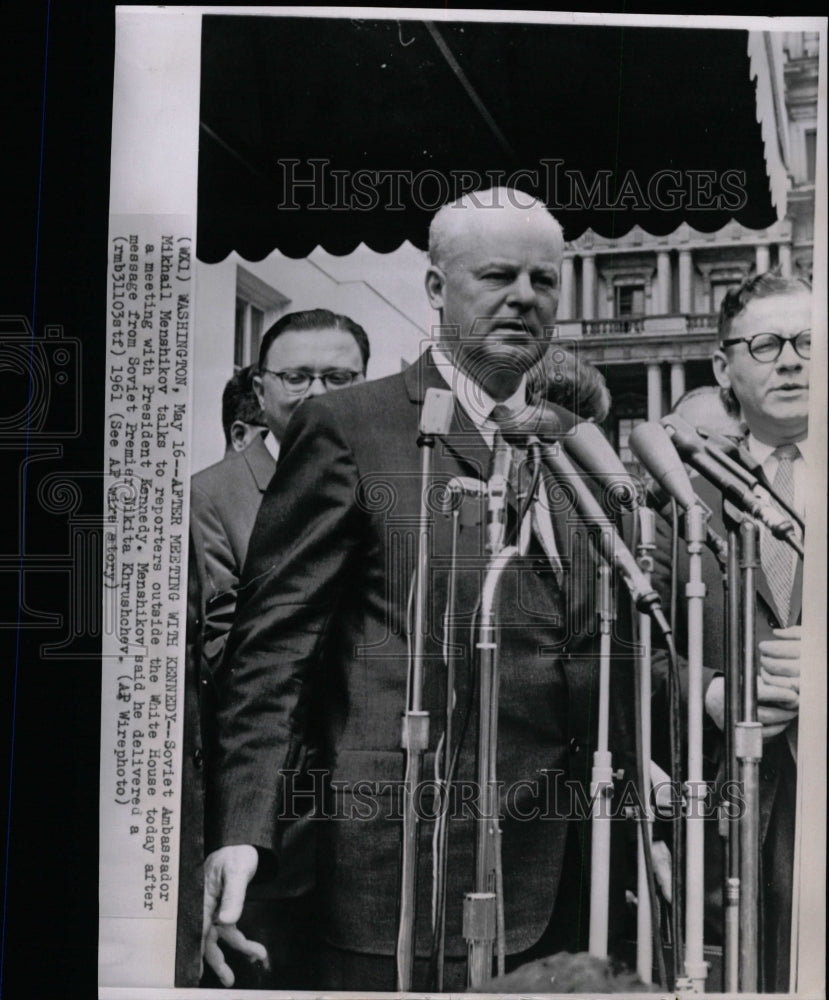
xmin=193 ymin=747 xmax=204 ymax=769
xmin=569 ymin=738 xmax=580 ymax=754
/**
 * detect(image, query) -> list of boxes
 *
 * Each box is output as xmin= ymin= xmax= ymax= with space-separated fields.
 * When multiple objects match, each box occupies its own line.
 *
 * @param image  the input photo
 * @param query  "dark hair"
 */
xmin=258 ymin=308 xmax=371 ymax=372
xmin=718 ymin=269 xmax=811 ymax=343
xmin=221 ymin=365 xmax=265 ymax=446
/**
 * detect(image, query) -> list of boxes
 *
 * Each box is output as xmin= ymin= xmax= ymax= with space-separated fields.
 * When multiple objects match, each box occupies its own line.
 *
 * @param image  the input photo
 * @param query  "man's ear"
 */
xmin=253 ymin=373 xmax=265 ymax=409
xmin=425 ymin=265 xmax=446 ymax=310
xmin=712 ymin=349 xmax=731 ymax=391
xmin=230 ymin=420 xmax=251 ymax=452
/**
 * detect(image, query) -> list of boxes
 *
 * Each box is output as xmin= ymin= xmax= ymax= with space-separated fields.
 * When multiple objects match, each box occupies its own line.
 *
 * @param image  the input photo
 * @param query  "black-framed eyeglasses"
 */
xmin=720 ymin=329 xmax=811 ymax=363
xmin=260 ymin=368 xmax=362 ymax=394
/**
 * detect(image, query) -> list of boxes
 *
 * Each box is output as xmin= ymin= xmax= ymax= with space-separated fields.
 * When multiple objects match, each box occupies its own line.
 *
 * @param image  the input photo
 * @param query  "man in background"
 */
xmin=532 ymin=347 xmax=612 ymax=424
xmin=670 ymin=384 xmax=743 ymax=442
xmin=192 ymin=310 xmax=370 ymax=672
xmin=652 ymin=271 xmax=811 ymax=990
xmin=221 ymin=364 xmax=269 ymax=456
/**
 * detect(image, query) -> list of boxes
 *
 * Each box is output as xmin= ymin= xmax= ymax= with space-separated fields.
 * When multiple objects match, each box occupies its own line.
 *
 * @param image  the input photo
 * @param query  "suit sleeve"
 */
xmin=206 ymin=399 xmax=363 ymax=856
xmin=188 ymin=480 xmax=242 ymax=678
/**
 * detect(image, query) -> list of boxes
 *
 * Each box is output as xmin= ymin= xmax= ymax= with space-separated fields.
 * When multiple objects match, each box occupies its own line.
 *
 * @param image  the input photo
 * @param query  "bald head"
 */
xmin=428 ymin=187 xmax=564 ymax=270
xmin=425 ymin=187 xmax=565 ymax=401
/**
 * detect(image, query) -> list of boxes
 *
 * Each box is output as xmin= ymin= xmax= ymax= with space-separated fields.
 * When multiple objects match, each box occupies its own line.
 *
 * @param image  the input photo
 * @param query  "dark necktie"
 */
xmin=761 ymin=443 xmax=799 ymax=626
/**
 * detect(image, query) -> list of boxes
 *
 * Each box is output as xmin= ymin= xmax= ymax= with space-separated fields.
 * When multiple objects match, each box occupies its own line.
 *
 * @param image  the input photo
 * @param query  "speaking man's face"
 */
xmin=713 ymin=291 xmax=811 ymax=445
xmin=254 ymin=327 xmax=366 ymax=441
xmin=426 ymin=207 xmax=562 ymax=394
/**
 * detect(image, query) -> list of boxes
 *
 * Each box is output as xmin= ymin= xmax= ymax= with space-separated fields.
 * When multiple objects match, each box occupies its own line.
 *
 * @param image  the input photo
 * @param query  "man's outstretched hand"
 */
xmin=202 ymin=844 xmax=267 ymax=986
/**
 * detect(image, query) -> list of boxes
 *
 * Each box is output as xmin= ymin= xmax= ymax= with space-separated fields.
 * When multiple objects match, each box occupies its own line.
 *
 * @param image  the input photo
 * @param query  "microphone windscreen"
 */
xmin=630 ymin=421 xmax=699 ymax=511
xmin=494 ymin=403 xmax=562 ymax=446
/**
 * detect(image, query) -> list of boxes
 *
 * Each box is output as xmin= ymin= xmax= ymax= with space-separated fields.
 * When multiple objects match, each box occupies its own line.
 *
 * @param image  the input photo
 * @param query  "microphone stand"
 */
xmin=735 ymin=513 xmax=762 ymax=992
xmin=397 ymin=386 xmax=453 ymax=991
xmin=677 ymin=502 xmax=709 ymax=994
xmin=589 ymin=552 xmax=616 ymax=959
xmin=433 ymin=477 xmax=485 ymax=990
xmin=635 ymin=509 xmax=656 ymax=984
xmin=465 ymin=544 xmax=519 ymax=990
xmin=723 ymin=515 xmax=742 ymax=992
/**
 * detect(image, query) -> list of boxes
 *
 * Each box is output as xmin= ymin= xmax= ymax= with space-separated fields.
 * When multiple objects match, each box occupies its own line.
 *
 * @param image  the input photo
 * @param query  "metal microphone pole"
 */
xmin=465 ymin=545 xmax=519 ymax=990
xmin=678 ymin=503 xmax=709 ymax=994
xmin=736 ymin=516 xmax=762 ymax=992
xmin=589 ymin=552 xmax=616 ymax=958
xmin=635 ymin=508 xmax=656 ymax=984
xmin=397 ymin=388 xmax=453 ymax=992
xmin=723 ymin=517 xmax=742 ymax=992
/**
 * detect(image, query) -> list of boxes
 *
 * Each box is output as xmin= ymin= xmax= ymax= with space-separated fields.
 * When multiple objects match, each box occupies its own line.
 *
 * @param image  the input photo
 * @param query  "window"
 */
xmin=233 ymin=266 xmax=290 ymax=369
xmin=616 ymin=284 xmax=645 ymax=317
xmin=234 ymin=300 xmax=265 ymax=369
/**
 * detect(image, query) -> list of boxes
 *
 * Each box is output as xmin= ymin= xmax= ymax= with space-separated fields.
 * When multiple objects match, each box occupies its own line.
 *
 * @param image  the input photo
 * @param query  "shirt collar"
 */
xmin=263 ymin=430 xmax=280 ymax=462
xmin=747 ymin=432 xmax=809 ymax=465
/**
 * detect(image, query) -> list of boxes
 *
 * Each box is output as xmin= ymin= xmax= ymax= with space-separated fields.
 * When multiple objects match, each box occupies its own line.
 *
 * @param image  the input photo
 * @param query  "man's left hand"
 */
xmin=759 ymin=625 xmax=801 ymax=694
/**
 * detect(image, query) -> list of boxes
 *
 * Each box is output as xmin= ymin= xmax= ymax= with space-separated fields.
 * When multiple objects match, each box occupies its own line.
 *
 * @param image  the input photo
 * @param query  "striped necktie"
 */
xmin=761 ymin=443 xmax=799 ymax=626
xmin=489 ymin=406 xmax=562 ymax=573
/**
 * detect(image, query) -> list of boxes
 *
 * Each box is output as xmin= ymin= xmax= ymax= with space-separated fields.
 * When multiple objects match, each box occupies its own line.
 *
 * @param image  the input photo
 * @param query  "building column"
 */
xmin=670 ymin=361 xmax=686 ymax=406
xmin=756 ymin=244 xmax=770 ymax=274
xmin=657 ymin=250 xmax=672 ymax=313
xmin=647 ymin=363 xmax=663 ymax=422
xmin=582 ymin=254 xmax=596 ymax=320
xmin=560 ymin=255 xmax=574 ymax=320
xmin=678 ymin=249 xmax=693 ymax=313
xmin=778 ymin=242 xmax=792 ymax=277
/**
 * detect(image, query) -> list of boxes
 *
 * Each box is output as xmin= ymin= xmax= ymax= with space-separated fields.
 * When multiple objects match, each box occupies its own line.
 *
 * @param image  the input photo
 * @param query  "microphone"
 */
xmin=695 ymin=426 xmax=766 ymax=485
xmin=630 ymin=422 xmax=730 ymax=567
xmin=662 ymin=415 xmax=802 ymax=552
xmin=419 ymin=387 xmax=454 ymax=436
xmin=562 ymin=420 xmax=641 ymax=512
xmin=629 ymin=422 xmax=700 ymax=511
xmin=534 ymin=437 xmax=671 ymax=637
xmin=486 ymin=433 xmax=513 ymax=554
xmin=493 ymin=401 xmax=563 ymax=447
xmin=694 ymin=425 xmax=804 ymax=531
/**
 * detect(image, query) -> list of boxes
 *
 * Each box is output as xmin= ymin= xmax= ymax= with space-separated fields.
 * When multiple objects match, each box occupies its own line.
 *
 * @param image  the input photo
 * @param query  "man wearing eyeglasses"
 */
xmin=652 ymin=270 xmax=812 ymax=991
xmin=185 ymin=308 xmax=369 ymax=987
xmin=253 ymin=308 xmax=369 ymax=458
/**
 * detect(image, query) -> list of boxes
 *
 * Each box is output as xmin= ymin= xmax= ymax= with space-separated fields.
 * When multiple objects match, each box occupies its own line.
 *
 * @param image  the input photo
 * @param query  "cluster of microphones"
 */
xmin=438 ymin=395 xmax=803 ymax=642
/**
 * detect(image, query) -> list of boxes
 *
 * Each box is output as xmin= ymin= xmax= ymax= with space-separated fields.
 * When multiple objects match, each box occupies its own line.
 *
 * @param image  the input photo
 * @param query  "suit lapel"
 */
xmin=403 ymin=349 xmax=491 ymax=483
xmin=243 ymin=432 xmax=277 ymax=494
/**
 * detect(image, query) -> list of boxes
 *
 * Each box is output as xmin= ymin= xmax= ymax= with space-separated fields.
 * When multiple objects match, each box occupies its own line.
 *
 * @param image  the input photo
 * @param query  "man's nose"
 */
xmin=305 ymin=375 xmax=329 ymax=397
xmin=776 ymin=339 xmax=804 ymax=368
xmin=507 ymin=273 xmax=536 ymax=308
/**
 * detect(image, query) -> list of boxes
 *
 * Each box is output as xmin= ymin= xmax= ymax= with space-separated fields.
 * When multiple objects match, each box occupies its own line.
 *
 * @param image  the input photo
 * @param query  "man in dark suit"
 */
xmin=203 ymin=189 xmax=637 ymax=990
xmin=652 ymin=271 xmax=811 ymax=991
xmin=180 ymin=312 xmax=370 ymax=986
